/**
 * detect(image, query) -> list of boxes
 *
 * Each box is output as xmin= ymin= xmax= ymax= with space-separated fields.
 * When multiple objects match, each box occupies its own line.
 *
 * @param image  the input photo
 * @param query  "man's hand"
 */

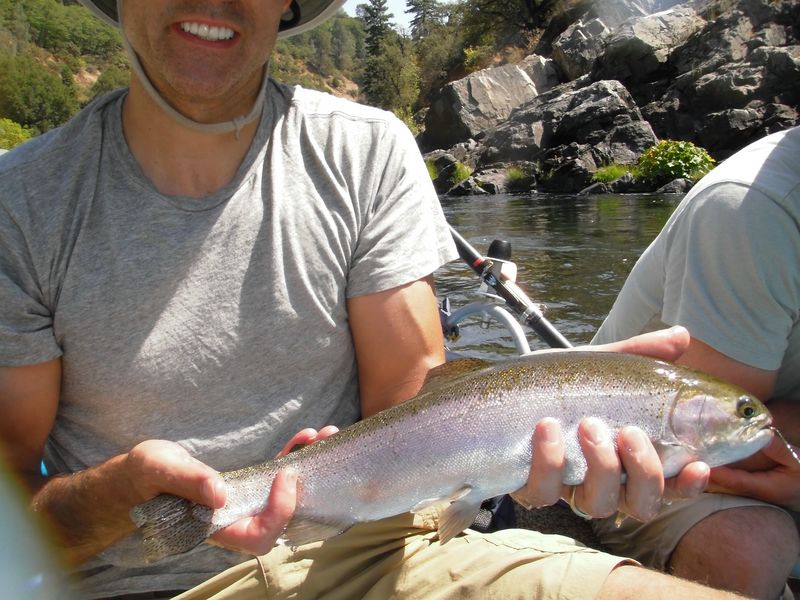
xmin=128 ymin=427 xmax=339 ymax=557
xmin=707 ymin=435 xmax=800 ymax=511
xmin=207 ymin=426 xmax=338 ymax=555
xmin=512 ymin=326 xmax=710 ymax=520
xmin=591 ymin=324 xmax=690 ymax=362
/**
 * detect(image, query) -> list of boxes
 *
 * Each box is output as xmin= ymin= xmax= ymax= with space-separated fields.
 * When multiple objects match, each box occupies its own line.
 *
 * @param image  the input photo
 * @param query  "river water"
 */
xmin=435 ymin=193 xmax=683 ymax=358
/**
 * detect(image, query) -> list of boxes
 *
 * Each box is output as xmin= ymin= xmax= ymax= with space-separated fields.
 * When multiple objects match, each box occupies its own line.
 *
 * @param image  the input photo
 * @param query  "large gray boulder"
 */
xmin=478 ymin=78 xmax=657 ymax=168
xmin=593 ymin=4 xmax=705 ymax=83
xmin=551 ymin=0 xmax=690 ymax=81
xmin=423 ymin=55 xmax=560 ymax=150
xmin=552 ymin=18 xmax=611 ymax=80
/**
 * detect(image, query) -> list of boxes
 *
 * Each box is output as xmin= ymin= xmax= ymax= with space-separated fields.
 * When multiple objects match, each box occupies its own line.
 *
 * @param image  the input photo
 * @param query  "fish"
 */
xmin=130 ymin=350 xmax=773 ymax=563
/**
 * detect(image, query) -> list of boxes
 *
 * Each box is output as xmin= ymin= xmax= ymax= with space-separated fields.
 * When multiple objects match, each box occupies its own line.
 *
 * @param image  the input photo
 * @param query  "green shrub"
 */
xmin=450 ymin=161 xmax=472 ymax=185
xmin=506 ymin=165 xmax=527 ymax=182
xmin=0 ymin=52 xmax=78 ymax=132
xmin=0 ymin=117 xmax=34 ymax=149
xmin=88 ymin=62 xmax=130 ymax=101
xmin=425 ymin=159 xmax=439 ymax=180
xmin=637 ymin=140 xmax=715 ymax=183
xmin=592 ymin=164 xmax=631 ymax=183
xmin=393 ymin=106 xmax=419 ymax=136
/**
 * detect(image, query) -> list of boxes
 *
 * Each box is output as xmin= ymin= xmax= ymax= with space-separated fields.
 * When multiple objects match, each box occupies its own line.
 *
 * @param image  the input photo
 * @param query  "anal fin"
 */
xmin=411 ymin=485 xmax=472 ymax=514
xmin=281 ymin=517 xmax=351 ymax=548
xmin=438 ymin=499 xmax=482 ymax=544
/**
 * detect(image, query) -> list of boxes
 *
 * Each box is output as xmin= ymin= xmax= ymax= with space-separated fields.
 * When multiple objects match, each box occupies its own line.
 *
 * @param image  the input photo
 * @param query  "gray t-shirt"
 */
xmin=0 ymin=81 xmax=457 ymax=597
xmin=593 ymin=127 xmax=800 ymax=400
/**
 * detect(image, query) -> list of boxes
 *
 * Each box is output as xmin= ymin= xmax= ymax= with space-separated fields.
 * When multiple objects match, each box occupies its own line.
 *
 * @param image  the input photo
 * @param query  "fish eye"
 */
xmin=737 ymin=397 xmax=758 ymax=419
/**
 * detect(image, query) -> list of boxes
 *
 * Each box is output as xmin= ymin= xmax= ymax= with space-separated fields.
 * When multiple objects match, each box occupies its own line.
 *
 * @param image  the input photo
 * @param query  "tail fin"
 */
xmin=130 ymin=494 xmax=216 ymax=563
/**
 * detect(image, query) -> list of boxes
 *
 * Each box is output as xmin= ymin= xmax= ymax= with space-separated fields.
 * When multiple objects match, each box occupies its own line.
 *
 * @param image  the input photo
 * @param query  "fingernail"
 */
xmin=204 ymin=477 xmax=226 ymax=508
xmin=284 ymin=468 xmax=298 ymax=487
xmin=537 ymin=418 xmax=561 ymax=444
xmin=584 ymin=417 xmax=611 ymax=445
xmin=623 ymin=427 xmax=647 ymax=455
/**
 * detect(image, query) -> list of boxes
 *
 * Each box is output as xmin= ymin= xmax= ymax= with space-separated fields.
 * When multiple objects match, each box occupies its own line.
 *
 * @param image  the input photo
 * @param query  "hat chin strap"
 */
xmin=117 ymin=0 xmax=266 ymax=139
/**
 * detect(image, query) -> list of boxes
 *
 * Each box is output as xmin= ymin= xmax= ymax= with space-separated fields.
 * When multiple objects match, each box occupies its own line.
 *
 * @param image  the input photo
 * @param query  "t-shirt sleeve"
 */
xmin=346 ymin=117 xmax=457 ymax=298
xmin=0 ymin=202 xmax=61 ymax=366
xmin=661 ymin=181 xmax=800 ymax=370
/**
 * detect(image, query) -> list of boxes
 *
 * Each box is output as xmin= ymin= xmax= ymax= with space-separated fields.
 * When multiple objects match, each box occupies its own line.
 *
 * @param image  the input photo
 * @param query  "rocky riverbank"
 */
xmin=420 ymin=0 xmax=799 ymax=195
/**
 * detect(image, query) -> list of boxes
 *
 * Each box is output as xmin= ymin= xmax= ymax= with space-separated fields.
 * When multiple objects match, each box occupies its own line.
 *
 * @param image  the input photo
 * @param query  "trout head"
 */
xmin=667 ymin=379 xmax=773 ymax=470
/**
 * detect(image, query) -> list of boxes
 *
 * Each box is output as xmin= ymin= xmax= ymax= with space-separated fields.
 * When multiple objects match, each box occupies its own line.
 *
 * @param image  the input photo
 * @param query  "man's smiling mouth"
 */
xmin=180 ymin=22 xmax=235 ymax=42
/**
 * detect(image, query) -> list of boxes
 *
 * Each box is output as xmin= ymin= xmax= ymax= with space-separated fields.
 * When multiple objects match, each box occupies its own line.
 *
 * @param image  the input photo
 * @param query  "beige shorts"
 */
xmin=175 ymin=504 xmax=633 ymax=600
xmin=591 ymin=492 xmax=792 ymax=570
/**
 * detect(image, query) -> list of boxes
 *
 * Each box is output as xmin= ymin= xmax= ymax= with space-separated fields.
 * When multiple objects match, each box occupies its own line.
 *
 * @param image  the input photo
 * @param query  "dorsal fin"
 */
xmin=419 ymin=358 xmax=492 ymax=394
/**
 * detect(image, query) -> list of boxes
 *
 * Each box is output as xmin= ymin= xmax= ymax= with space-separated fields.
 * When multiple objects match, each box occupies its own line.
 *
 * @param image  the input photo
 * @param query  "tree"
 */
xmin=312 ymin=22 xmax=335 ymax=77
xmin=362 ymin=35 xmax=420 ymax=115
xmin=413 ymin=21 xmax=464 ymax=106
xmin=89 ymin=61 xmax=130 ymax=100
xmin=331 ymin=16 xmax=361 ymax=74
xmin=0 ymin=52 xmax=78 ymax=132
xmin=358 ymin=0 xmax=393 ymax=57
xmin=405 ymin=0 xmax=445 ymax=40
xmin=458 ymin=0 xmax=564 ymax=37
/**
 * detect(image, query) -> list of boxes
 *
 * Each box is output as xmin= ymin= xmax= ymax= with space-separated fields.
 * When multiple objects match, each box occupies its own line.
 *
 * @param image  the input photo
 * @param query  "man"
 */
xmin=0 ymin=1 xmax=741 ymax=598
xmin=592 ymin=126 xmax=800 ymax=599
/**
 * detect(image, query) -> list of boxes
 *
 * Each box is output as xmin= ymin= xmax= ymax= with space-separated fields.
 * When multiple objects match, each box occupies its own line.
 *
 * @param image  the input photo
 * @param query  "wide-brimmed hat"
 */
xmin=77 ymin=0 xmax=348 ymax=38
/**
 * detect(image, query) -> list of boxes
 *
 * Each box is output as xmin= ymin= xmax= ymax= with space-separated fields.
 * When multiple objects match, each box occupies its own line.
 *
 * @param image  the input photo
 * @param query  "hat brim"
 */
xmin=77 ymin=0 xmax=348 ymax=38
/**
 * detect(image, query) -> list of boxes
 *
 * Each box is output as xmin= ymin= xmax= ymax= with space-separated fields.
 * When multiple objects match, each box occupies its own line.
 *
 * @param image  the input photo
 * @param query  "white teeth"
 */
xmin=180 ymin=22 xmax=235 ymax=41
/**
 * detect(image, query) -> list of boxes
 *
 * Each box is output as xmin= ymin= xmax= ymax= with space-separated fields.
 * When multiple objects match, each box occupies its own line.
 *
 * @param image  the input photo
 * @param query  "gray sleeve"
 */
xmin=346 ymin=117 xmax=457 ymax=298
xmin=661 ymin=181 xmax=800 ymax=370
xmin=0 ymin=202 xmax=62 ymax=366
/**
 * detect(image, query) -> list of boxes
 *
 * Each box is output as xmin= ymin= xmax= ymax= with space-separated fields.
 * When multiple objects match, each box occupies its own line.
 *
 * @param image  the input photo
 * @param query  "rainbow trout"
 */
xmin=131 ymin=351 xmax=772 ymax=563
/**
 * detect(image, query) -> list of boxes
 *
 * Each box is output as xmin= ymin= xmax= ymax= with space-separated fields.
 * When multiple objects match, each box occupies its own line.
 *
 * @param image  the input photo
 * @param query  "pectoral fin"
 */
xmin=438 ymin=499 xmax=482 ymax=544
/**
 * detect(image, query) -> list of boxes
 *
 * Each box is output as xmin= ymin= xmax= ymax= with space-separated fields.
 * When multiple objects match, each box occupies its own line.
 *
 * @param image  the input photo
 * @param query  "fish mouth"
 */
xmin=725 ymin=414 xmax=774 ymax=459
xmin=741 ymin=412 xmax=772 ymax=440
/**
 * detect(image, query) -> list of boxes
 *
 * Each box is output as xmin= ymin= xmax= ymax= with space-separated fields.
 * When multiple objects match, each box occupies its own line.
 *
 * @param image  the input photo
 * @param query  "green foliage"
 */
xmin=0 ymin=51 xmax=78 ymax=132
xmin=361 ymin=13 xmax=420 ymax=112
xmin=0 ymin=0 xmax=122 ymax=58
xmin=637 ymin=140 xmax=716 ymax=183
xmin=406 ymin=0 xmax=446 ymax=40
xmin=506 ymin=165 xmax=528 ymax=182
xmin=592 ymin=164 xmax=632 ymax=183
xmin=0 ymin=117 xmax=34 ymax=149
xmin=413 ymin=22 xmax=463 ymax=107
xmin=359 ymin=0 xmax=393 ymax=56
xmin=89 ymin=61 xmax=131 ymax=100
xmin=450 ymin=161 xmax=472 ymax=185
xmin=463 ymin=44 xmax=495 ymax=73
xmin=393 ymin=106 xmax=420 ymax=136
xmin=272 ymin=13 xmax=364 ymax=94
xmin=425 ymin=159 xmax=439 ymax=180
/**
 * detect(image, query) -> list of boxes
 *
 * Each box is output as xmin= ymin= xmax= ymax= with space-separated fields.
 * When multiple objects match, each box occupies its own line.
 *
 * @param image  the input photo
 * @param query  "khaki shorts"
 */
xmin=591 ymin=492 xmax=792 ymax=570
xmin=175 ymin=504 xmax=633 ymax=600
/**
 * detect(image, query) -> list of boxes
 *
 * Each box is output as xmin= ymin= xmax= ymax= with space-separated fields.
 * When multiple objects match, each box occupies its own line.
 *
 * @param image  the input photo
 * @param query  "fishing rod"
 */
xmin=449 ymin=225 xmax=573 ymax=349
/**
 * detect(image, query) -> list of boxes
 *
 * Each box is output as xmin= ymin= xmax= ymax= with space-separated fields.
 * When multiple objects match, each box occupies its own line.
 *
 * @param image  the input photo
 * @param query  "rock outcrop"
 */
xmin=422 ymin=55 xmax=560 ymax=149
xmin=421 ymin=0 xmax=799 ymax=195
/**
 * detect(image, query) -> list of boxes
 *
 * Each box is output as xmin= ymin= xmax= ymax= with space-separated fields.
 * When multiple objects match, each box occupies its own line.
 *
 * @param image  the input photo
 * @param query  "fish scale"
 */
xmin=130 ymin=351 xmax=773 ymax=563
